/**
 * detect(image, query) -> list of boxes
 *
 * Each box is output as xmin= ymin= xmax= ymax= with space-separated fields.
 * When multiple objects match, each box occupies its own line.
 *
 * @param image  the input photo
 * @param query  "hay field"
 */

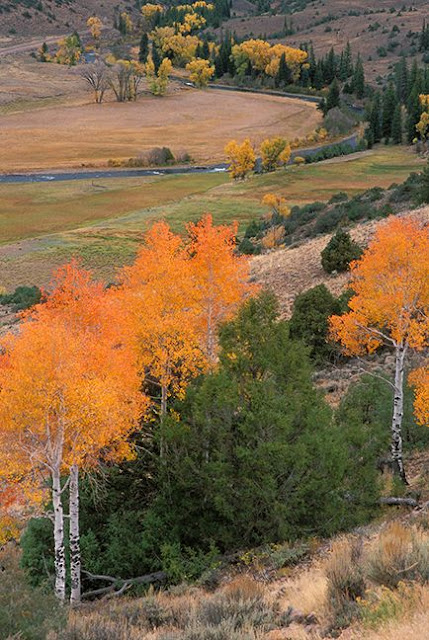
xmin=0 ymin=87 xmax=321 ymax=171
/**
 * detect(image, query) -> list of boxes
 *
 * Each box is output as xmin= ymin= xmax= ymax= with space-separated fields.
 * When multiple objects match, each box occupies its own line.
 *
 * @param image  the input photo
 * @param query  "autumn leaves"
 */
xmin=329 ymin=217 xmax=429 ymax=483
xmin=0 ymin=215 xmax=254 ymax=605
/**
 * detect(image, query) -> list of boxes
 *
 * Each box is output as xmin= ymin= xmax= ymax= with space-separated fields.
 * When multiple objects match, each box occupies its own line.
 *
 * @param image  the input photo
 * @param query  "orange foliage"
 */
xmin=187 ymin=214 xmax=256 ymax=364
xmin=0 ymin=262 xmax=145 ymax=503
xmin=329 ymin=217 xmax=429 ymax=355
xmin=117 ymin=217 xmax=255 ymax=408
xmin=117 ymin=222 xmax=204 ymax=414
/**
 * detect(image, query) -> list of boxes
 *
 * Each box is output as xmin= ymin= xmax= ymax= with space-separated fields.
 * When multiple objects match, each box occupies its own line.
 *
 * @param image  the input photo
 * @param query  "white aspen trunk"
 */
xmin=69 ymin=464 xmax=81 ymax=607
xmin=391 ymin=343 xmax=408 ymax=483
xmin=52 ymin=465 xmax=66 ymax=603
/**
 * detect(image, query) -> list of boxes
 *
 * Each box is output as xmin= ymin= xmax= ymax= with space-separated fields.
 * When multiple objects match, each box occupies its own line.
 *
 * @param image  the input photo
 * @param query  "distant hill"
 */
xmin=0 ymin=0 xmax=126 ymax=37
xmin=217 ymin=0 xmax=429 ymax=83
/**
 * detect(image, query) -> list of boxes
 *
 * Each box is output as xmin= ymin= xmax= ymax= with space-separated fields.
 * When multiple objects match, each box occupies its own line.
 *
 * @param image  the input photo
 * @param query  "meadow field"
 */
xmin=0 ymin=146 xmax=423 ymax=291
xmin=0 ymin=85 xmax=321 ymax=171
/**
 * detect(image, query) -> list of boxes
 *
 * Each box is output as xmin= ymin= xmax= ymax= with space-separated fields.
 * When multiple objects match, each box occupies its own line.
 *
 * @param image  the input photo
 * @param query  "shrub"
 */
xmin=329 ymin=191 xmax=349 ymax=204
xmin=146 ymin=147 xmax=175 ymax=166
xmin=0 ymin=546 xmax=65 ymax=640
xmin=325 ymin=536 xmax=365 ymax=629
xmin=358 ymin=582 xmax=427 ymax=630
xmin=0 ymin=285 xmax=42 ymax=311
xmin=289 ymin=284 xmax=342 ymax=363
xmin=314 ymin=207 xmax=344 ymax=234
xmin=366 ymin=523 xmax=429 ymax=589
xmin=321 ymin=229 xmax=363 ymax=274
xmin=293 ymin=155 xmax=306 ymax=165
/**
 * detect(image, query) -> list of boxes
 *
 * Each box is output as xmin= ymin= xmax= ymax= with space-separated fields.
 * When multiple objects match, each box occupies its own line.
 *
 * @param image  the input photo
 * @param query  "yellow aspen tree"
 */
xmin=224 ymin=138 xmax=256 ymax=180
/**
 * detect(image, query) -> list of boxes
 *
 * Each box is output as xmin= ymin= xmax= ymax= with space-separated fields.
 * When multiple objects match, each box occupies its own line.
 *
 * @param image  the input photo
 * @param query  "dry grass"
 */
xmin=0 ymin=85 xmax=321 ymax=171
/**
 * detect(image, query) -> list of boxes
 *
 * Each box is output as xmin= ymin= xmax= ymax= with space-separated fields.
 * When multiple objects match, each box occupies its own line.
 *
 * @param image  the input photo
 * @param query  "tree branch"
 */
xmin=81 ymin=569 xmax=167 ymax=600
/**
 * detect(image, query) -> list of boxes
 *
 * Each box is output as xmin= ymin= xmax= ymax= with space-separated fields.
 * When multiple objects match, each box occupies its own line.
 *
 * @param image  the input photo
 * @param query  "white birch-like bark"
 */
xmin=69 ymin=463 xmax=81 ymax=607
xmin=52 ymin=465 xmax=66 ymax=603
xmin=391 ymin=342 xmax=407 ymax=483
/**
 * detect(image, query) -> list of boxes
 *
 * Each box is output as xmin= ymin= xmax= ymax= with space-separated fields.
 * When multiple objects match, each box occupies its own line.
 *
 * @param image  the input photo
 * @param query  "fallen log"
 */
xmin=82 ymin=569 xmax=167 ymax=599
xmin=379 ymin=497 xmax=419 ymax=508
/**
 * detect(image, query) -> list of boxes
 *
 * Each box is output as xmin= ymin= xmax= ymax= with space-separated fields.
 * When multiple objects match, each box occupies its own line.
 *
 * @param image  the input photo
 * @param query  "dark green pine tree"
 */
xmin=326 ymin=78 xmax=341 ymax=111
xmin=395 ymin=57 xmax=409 ymax=104
xmin=313 ymin=62 xmax=324 ymax=90
xmin=323 ymin=47 xmax=337 ymax=84
xmin=202 ymin=40 xmax=210 ymax=60
xmin=420 ymin=159 xmax=429 ymax=204
xmin=382 ymin=83 xmax=397 ymax=141
xmin=339 ymin=41 xmax=353 ymax=81
xmin=352 ymin=54 xmax=365 ymax=99
xmin=307 ymin=44 xmax=316 ymax=83
xmin=391 ymin=103 xmax=403 ymax=144
xmin=407 ymin=82 xmax=423 ymax=143
xmin=419 ymin=19 xmax=429 ymax=52
xmin=276 ymin=52 xmax=292 ymax=87
xmin=369 ymin=92 xmax=383 ymax=143
xmin=152 ymin=44 xmax=162 ymax=73
xmin=409 ymin=59 xmax=419 ymax=88
xmin=139 ymin=33 xmax=149 ymax=63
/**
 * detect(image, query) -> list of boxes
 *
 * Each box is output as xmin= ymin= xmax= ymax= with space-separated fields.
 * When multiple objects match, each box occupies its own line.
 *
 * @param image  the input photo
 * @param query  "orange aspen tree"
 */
xmin=0 ymin=263 xmax=144 ymax=605
xmin=410 ymin=366 xmax=429 ymax=427
xmin=329 ymin=217 xmax=429 ymax=483
xmin=187 ymin=214 xmax=257 ymax=365
xmin=117 ymin=222 xmax=205 ymax=423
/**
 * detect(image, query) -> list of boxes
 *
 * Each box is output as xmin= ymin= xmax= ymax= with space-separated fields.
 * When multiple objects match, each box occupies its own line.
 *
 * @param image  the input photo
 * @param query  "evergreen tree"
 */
xmin=313 ymin=62 xmax=324 ymax=90
xmin=420 ymin=159 xmax=429 ymax=204
xmin=382 ymin=83 xmax=397 ymax=141
xmin=139 ymin=33 xmax=149 ymax=63
xmin=289 ymin=285 xmax=342 ymax=362
xmin=407 ymin=82 xmax=423 ymax=143
xmin=352 ymin=54 xmax=365 ymax=99
xmin=323 ymin=47 xmax=337 ymax=84
xmin=369 ymin=92 xmax=383 ymax=143
xmin=391 ymin=103 xmax=403 ymax=144
xmin=276 ymin=52 xmax=292 ymax=87
xmin=419 ymin=19 xmax=429 ymax=51
xmin=395 ymin=57 xmax=409 ymax=104
xmin=326 ymin=78 xmax=341 ymax=111
xmin=202 ymin=40 xmax=210 ymax=60
xmin=152 ymin=45 xmax=162 ymax=73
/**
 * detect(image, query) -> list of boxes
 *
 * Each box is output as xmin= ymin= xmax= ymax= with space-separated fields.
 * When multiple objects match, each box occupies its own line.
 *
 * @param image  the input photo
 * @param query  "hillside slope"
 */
xmin=0 ymin=0 xmax=121 ymax=37
xmin=251 ymin=205 xmax=429 ymax=319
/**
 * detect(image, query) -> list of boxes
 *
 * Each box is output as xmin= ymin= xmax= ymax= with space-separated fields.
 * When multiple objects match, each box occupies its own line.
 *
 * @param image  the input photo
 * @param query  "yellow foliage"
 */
xmin=147 ymin=56 xmax=173 ymax=95
xmin=224 ymin=138 xmax=256 ymax=180
xmin=0 ymin=515 xmax=20 ymax=545
xmin=262 ymin=193 xmax=290 ymax=218
xmin=141 ymin=3 xmax=164 ymax=23
xmin=261 ymin=226 xmax=285 ymax=249
xmin=87 ymin=16 xmax=102 ymax=43
xmin=231 ymin=39 xmax=307 ymax=82
xmin=152 ymin=26 xmax=200 ymax=65
xmin=55 ymin=34 xmax=82 ymax=66
xmin=186 ymin=58 xmax=215 ymax=87
xmin=260 ymin=137 xmax=291 ymax=171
